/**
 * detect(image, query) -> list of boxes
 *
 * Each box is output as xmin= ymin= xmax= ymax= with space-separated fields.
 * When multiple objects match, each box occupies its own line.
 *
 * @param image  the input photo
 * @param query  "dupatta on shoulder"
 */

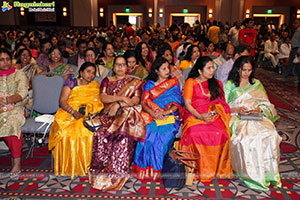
xmin=142 ymin=77 xmax=184 ymax=124
xmin=225 ymin=79 xmax=279 ymax=122
xmin=105 ymin=77 xmax=146 ymax=142
xmin=182 ymin=79 xmax=231 ymax=137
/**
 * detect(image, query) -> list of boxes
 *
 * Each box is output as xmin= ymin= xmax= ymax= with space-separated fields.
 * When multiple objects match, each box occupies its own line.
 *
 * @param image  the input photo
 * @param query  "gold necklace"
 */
xmin=196 ymin=78 xmax=211 ymax=97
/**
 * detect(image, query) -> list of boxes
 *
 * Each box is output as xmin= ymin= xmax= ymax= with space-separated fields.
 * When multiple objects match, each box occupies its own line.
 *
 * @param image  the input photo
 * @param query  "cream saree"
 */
xmin=224 ymin=79 xmax=282 ymax=191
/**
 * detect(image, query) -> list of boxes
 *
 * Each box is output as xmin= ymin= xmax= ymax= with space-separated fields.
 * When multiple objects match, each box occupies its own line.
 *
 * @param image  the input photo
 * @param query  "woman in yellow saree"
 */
xmin=49 ymin=62 xmax=104 ymax=179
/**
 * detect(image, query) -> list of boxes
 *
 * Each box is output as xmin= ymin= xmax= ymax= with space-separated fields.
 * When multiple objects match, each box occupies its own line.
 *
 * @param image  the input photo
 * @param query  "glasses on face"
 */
xmin=86 ymin=54 xmax=95 ymax=58
xmin=21 ymin=53 xmax=30 ymax=57
xmin=114 ymin=63 xmax=126 ymax=67
xmin=0 ymin=57 xmax=11 ymax=62
xmin=50 ymin=52 xmax=61 ymax=56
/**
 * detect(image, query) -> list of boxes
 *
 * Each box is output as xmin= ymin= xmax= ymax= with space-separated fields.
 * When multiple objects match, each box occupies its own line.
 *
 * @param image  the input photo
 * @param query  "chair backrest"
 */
xmin=104 ymin=65 xmax=113 ymax=77
xmin=68 ymin=64 xmax=78 ymax=72
xmin=183 ymin=68 xmax=192 ymax=81
xmin=32 ymin=73 xmax=64 ymax=114
xmin=94 ymin=76 xmax=103 ymax=84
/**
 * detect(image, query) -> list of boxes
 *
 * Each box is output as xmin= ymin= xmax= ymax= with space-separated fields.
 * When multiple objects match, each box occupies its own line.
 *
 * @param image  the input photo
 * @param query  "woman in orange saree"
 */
xmin=179 ymin=56 xmax=232 ymax=182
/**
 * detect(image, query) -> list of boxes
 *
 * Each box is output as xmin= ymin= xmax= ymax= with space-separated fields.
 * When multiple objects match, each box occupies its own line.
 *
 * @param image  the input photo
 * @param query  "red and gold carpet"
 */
xmin=0 ymin=68 xmax=299 ymax=200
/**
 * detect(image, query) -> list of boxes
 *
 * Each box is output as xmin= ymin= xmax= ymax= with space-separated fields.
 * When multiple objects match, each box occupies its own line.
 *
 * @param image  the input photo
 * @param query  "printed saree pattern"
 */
xmin=89 ymin=77 xmax=145 ymax=191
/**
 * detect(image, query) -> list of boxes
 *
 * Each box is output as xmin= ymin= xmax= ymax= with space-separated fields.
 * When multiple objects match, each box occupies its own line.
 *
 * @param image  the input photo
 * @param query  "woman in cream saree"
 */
xmin=224 ymin=56 xmax=282 ymax=191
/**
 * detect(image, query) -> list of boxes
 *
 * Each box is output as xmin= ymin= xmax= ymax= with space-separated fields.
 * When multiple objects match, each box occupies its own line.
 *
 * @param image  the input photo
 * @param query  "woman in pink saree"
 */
xmin=179 ymin=56 xmax=232 ymax=182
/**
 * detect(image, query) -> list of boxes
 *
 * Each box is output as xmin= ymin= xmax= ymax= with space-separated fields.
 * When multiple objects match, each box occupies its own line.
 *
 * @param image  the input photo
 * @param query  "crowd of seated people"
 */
xmin=0 ymin=18 xmax=299 ymax=191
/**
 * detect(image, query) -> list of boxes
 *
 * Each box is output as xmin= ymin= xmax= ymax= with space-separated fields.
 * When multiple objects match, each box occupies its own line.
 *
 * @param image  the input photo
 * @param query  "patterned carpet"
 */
xmin=0 ymin=68 xmax=300 ymax=200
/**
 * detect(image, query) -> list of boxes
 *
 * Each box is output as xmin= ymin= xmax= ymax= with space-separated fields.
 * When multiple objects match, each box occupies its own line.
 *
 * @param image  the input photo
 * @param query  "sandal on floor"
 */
xmin=9 ymin=171 xmax=21 ymax=178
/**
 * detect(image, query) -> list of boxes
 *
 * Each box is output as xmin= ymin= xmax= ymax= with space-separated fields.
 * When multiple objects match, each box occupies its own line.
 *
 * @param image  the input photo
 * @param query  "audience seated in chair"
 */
xmin=0 ymin=48 xmax=29 ymax=176
xmin=224 ymin=56 xmax=281 ymax=191
xmin=264 ymin=32 xmax=280 ymax=68
xmin=89 ymin=56 xmax=145 ymax=191
xmin=43 ymin=46 xmax=74 ymax=79
xmin=179 ymin=56 xmax=232 ymax=182
xmin=132 ymin=57 xmax=184 ymax=181
xmin=48 ymin=62 xmax=104 ymax=179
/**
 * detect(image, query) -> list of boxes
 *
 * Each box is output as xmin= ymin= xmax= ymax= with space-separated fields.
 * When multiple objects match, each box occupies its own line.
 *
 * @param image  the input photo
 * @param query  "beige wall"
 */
xmin=71 ymin=0 xmax=98 ymax=27
xmin=0 ymin=0 xmax=298 ymax=27
xmin=215 ymin=0 xmax=245 ymax=24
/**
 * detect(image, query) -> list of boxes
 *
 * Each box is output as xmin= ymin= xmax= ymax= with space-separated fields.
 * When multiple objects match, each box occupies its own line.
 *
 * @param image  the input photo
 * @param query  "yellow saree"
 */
xmin=49 ymin=80 xmax=104 ymax=179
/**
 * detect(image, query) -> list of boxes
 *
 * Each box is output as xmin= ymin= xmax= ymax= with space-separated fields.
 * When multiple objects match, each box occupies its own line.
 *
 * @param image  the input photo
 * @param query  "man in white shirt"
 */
xmin=279 ymin=37 xmax=291 ymax=60
xmin=213 ymin=43 xmax=234 ymax=69
xmin=228 ymin=21 xmax=241 ymax=47
xmin=268 ymin=21 xmax=276 ymax=32
xmin=215 ymin=45 xmax=250 ymax=85
xmin=264 ymin=32 xmax=279 ymax=68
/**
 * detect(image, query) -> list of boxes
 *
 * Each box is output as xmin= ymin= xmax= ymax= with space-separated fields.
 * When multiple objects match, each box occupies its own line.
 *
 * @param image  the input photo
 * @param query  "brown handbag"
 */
xmin=168 ymin=150 xmax=200 ymax=186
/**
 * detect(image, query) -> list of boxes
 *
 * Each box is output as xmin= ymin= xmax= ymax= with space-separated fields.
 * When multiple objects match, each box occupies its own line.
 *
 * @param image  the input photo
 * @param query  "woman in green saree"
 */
xmin=224 ymin=56 xmax=282 ymax=191
xmin=43 ymin=47 xmax=74 ymax=78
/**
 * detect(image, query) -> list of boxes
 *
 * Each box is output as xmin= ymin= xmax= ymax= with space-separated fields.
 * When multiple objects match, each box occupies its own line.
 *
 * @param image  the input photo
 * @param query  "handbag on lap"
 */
xmin=83 ymin=111 xmax=104 ymax=132
xmin=83 ymin=104 xmax=123 ymax=132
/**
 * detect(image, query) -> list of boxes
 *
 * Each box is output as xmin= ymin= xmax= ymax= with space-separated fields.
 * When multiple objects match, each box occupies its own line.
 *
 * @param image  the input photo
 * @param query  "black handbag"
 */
xmin=162 ymin=148 xmax=199 ymax=188
xmin=83 ymin=104 xmax=123 ymax=132
xmin=83 ymin=111 xmax=104 ymax=132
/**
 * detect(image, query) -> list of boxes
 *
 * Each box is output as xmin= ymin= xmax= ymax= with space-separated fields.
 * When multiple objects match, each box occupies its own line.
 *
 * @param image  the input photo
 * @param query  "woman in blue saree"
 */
xmin=132 ymin=57 xmax=184 ymax=181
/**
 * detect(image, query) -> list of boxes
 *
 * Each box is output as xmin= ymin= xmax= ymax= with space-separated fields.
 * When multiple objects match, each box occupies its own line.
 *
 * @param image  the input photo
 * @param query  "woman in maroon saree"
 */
xmin=89 ymin=56 xmax=146 ymax=191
